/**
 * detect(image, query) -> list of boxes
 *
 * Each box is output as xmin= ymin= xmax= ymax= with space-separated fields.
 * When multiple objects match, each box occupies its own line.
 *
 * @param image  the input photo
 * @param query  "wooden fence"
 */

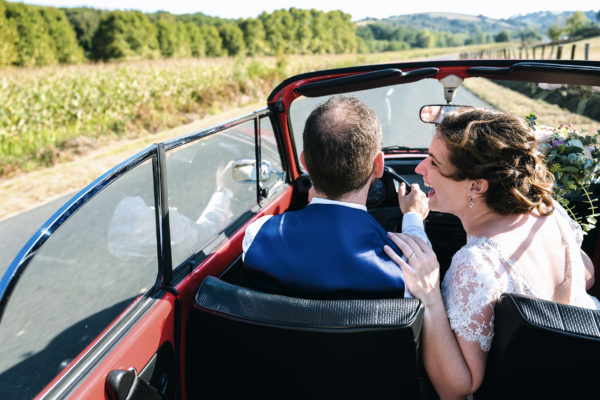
xmin=460 ymin=42 xmax=592 ymax=60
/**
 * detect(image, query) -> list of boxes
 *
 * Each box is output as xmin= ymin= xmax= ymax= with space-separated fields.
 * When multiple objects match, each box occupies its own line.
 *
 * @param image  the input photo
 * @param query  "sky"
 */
xmin=14 ymin=0 xmax=600 ymax=21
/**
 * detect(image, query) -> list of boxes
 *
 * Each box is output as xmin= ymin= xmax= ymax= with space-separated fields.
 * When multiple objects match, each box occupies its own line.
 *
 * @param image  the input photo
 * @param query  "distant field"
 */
xmin=0 ymin=43 xmax=507 ymax=177
xmin=463 ymin=35 xmax=600 ymax=60
xmin=461 ymin=36 xmax=600 ymax=133
xmin=463 ymin=78 xmax=599 ymax=134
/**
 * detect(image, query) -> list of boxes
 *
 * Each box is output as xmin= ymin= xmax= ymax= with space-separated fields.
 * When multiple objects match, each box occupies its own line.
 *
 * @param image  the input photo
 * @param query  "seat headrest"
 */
xmin=475 ymin=293 xmax=600 ymax=400
xmin=195 ymin=276 xmax=423 ymax=332
xmin=496 ymin=292 xmax=600 ymax=339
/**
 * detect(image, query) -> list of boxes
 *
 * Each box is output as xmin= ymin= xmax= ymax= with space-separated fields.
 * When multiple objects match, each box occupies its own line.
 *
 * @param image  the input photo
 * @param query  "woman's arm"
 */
xmin=384 ymin=233 xmax=488 ymax=399
xmin=581 ymin=250 xmax=595 ymax=290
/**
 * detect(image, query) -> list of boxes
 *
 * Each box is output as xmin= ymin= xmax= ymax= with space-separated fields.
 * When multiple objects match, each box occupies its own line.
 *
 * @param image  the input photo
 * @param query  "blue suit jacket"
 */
xmin=243 ymin=203 xmax=405 ymax=299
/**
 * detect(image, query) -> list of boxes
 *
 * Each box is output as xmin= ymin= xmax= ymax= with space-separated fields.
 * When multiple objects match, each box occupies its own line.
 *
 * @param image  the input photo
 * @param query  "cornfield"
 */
xmin=0 ymin=44 xmax=505 ymax=176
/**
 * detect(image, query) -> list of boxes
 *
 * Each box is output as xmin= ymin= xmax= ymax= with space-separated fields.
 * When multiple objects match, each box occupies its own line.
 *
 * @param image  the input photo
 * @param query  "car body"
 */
xmin=1 ymin=59 xmax=599 ymax=399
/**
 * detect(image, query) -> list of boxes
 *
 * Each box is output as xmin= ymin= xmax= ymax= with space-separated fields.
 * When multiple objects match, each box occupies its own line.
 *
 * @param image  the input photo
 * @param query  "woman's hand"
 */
xmin=384 ymin=233 xmax=441 ymax=305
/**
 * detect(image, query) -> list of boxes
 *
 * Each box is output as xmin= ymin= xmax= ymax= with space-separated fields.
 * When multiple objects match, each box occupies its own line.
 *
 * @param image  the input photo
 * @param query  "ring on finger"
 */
xmin=408 ymin=252 xmax=416 ymax=259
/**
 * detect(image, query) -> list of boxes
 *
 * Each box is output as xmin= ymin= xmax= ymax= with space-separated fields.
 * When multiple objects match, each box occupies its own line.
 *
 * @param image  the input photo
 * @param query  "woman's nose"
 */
xmin=415 ymin=159 xmax=426 ymax=176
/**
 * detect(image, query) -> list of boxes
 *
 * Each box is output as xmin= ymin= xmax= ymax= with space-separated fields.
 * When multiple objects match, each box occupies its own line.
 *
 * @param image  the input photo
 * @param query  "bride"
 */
xmin=385 ymin=108 xmax=600 ymax=399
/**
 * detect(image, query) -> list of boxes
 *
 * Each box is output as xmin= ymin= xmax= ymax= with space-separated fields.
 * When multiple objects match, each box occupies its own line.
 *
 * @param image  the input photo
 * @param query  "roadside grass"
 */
xmin=465 ymin=35 xmax=600 ymax=60
xmin=569 ymin=35 xmax=600 ymax=60
xmin=0 ymin=102 xmax=264 ymax=220
xmin=462 ymin=78 xmax=599 ymax=134
xmin=0 ymin=42 xmax=510 ymax=178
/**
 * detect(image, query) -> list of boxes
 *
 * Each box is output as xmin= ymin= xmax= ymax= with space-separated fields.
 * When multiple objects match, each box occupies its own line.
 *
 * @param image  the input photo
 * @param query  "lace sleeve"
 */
xmin=552 ymin=199 xmax=584 ymax=247
xmin=441 ymin=243 xmax=504 ymax=351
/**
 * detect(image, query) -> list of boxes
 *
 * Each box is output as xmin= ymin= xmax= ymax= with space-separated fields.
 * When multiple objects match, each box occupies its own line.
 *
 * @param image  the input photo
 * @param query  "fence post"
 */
xmin=541 ymin=45 xmax=545 ymax=59
xmin=532 ymin=47 xmax=536 ymax=59
xmin=571 ymin=44 xmax=576 ymax=60
xmin=519 ymin=48 xmax=522 ymax=58
xmin=556 ymin=45 xmax=563 ymax=59
xmin=585 ymin=43 xmax=590 ymax=60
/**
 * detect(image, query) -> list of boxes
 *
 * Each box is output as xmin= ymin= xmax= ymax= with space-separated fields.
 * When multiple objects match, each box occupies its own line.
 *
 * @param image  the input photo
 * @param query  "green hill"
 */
xmin=358 ymin=12 xmax=525 ymax=35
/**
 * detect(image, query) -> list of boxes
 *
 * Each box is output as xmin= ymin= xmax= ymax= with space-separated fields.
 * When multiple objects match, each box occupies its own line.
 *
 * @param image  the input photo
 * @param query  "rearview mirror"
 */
xmin=419 ymin=105 xmax=473 ymax=124
xmin=232 ymin=159 xmax=272 ymax=182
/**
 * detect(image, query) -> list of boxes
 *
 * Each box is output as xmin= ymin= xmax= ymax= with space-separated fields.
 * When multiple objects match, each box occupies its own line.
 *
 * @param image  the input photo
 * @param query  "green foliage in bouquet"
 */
xmin=527 ymin=113 xmax=600 ymax=233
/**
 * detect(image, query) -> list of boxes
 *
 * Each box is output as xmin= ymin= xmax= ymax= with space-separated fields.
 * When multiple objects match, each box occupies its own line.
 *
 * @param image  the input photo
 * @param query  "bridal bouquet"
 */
xmin=527 ymin=113 xmax=600 ymax=233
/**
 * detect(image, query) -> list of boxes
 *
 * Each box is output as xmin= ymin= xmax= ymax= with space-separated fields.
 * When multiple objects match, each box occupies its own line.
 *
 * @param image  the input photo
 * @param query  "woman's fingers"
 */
xmin=383 ymin=244 xmax=407 ymax=268
xmin=384 ymin=244 xmax=417 ymax=280
xmin=388 ymin=232 xmax=425 ymax=261
xmin=386 ymin=232 xmax=441 ymax=301
xmin=387 ymin=232 xmax=420 ymax=261
xmin=411 ymin=235 xmax=435 ymax=255
xmin=398 ymin=233 xmax=425 ymax=255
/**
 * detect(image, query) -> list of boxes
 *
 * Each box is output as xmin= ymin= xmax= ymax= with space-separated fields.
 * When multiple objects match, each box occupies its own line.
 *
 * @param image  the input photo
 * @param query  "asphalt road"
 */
xmin=0 ymin=194 xmax=73 ymax=277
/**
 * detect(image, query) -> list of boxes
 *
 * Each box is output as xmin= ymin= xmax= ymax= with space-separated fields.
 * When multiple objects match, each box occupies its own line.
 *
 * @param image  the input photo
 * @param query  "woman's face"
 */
xmin=415 ymin=134 xmax=471 ymax=214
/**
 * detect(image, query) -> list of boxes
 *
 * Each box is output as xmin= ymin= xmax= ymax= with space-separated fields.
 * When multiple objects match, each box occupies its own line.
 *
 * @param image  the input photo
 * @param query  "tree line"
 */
xmin=357 ymin=11 xmax=600 ymax=51
xmin=0 ymin=1 xmax=502 ymax=67
xmin=546 ymin=11 xmax=600 ymax=42
xmin=356 ymin=24 xmax=500 ymax=52
xmin=0 ymin=2 xmax=358 ymax=66
xmin=2 ymin=1 xmax=598 ymax=68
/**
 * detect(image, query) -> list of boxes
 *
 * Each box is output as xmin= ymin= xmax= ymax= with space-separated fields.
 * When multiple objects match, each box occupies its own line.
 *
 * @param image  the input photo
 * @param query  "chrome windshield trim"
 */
xmin=153 ymin=143 xmax=173 ymax=284
xmin=163 ymin=107 xmax=270 ymax=151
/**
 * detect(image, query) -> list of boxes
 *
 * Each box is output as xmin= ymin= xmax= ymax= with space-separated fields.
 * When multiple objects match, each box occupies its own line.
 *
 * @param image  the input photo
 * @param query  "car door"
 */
xmin=0 ymin=109 xmax=290 ymax=399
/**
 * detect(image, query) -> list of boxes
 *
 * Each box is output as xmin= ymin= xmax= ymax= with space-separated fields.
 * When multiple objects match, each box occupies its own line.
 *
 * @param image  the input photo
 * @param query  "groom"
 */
xmin=242 ymin=96 xmax=429 ymax=299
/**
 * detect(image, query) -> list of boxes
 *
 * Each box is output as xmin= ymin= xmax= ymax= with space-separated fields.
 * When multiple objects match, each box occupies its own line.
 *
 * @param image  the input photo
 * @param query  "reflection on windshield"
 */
xmin=108 ymin=161 xmax=239 ymax=265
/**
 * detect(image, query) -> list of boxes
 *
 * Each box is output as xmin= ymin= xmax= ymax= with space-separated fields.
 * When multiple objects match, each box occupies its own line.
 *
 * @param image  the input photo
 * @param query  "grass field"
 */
xmin=463 ymin=78 xmax=599 ymax=134
xmin=461 ymin=36 xmax=600 ymax=134
xmin=0 ymin=42 xmax=510 ymax=178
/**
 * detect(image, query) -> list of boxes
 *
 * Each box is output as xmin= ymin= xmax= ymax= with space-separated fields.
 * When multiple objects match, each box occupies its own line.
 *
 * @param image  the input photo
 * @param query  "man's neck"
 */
xmin=313 ymin=184 xmax=370 ymax=207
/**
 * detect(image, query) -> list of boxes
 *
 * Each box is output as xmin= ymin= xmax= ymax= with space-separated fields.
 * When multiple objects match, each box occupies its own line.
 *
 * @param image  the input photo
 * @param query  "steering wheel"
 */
xmin=383 ymin=166 xmax=412 ymax=192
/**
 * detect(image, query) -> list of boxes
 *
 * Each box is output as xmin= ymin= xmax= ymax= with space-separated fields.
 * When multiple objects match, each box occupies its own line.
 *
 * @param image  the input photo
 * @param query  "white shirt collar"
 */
xmin=309 ymin=196 xmax=367 ymax=211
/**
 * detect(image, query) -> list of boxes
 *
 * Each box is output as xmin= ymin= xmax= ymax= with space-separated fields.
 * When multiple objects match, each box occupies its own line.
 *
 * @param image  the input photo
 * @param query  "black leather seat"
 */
xmin=475 ymin=293 xmax=600 ymax=400
xmin=186 ymin=276 xmax=426 ymax=399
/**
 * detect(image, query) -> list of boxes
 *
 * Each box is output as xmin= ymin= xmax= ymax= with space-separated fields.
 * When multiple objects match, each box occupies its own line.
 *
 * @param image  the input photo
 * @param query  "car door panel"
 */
xmin=60 ymin=293 xmax=176 ymax=399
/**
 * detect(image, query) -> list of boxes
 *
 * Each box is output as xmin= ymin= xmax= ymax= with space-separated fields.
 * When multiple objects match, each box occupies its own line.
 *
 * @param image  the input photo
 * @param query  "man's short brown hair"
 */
xmin=303 ymin=96 xmax=382 ymax=199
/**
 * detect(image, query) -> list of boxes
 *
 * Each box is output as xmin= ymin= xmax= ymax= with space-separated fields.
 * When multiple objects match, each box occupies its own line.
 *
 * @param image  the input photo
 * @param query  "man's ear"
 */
xmin=300 ymin=151 xmax=307 ymax=171
xmin=469 ymin=179 xmax=488 ymax=198
xmin=373 ymin=151 xmax=384 ymax=179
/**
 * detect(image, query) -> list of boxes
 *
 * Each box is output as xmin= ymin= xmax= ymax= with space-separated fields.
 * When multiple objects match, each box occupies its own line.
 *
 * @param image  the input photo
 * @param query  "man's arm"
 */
xmin=398 ymin=183 xmax=430 ymax=244
xmin=401 ymin=211 xmax=430 ymax=245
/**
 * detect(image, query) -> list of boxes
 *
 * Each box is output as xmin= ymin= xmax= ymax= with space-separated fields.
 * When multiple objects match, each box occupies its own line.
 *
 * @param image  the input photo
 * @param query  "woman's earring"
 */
xmin=469 ymin=194 xmax=474 ymax=208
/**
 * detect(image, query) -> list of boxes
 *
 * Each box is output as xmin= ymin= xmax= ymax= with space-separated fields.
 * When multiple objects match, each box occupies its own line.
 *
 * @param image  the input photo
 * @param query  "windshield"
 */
xmin=289 ymin=78 xmax=492 ymax=155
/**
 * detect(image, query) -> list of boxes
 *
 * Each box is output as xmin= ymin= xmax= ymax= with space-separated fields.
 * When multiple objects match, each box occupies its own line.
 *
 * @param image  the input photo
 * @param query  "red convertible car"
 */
xmin=1 ymin=59 xmax=599 ymax=399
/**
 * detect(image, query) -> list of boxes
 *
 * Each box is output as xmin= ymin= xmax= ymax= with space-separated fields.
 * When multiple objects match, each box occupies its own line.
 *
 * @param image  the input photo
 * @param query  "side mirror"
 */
xmin=419 ymin=105 xmax=472 ymax=124
xmin=232 ymin=159 xmax=272 ymax=182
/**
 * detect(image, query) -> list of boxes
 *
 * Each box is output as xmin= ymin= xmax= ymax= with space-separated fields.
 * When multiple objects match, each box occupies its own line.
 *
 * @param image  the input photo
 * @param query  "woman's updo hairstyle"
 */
xmin=437 ymin=108 xmax=554 ymax=215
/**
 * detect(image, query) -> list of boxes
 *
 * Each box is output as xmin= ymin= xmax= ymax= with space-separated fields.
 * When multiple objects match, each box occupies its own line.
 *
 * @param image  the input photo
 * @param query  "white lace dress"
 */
xmin=441 ymin=202 xmax=600 ymax=351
